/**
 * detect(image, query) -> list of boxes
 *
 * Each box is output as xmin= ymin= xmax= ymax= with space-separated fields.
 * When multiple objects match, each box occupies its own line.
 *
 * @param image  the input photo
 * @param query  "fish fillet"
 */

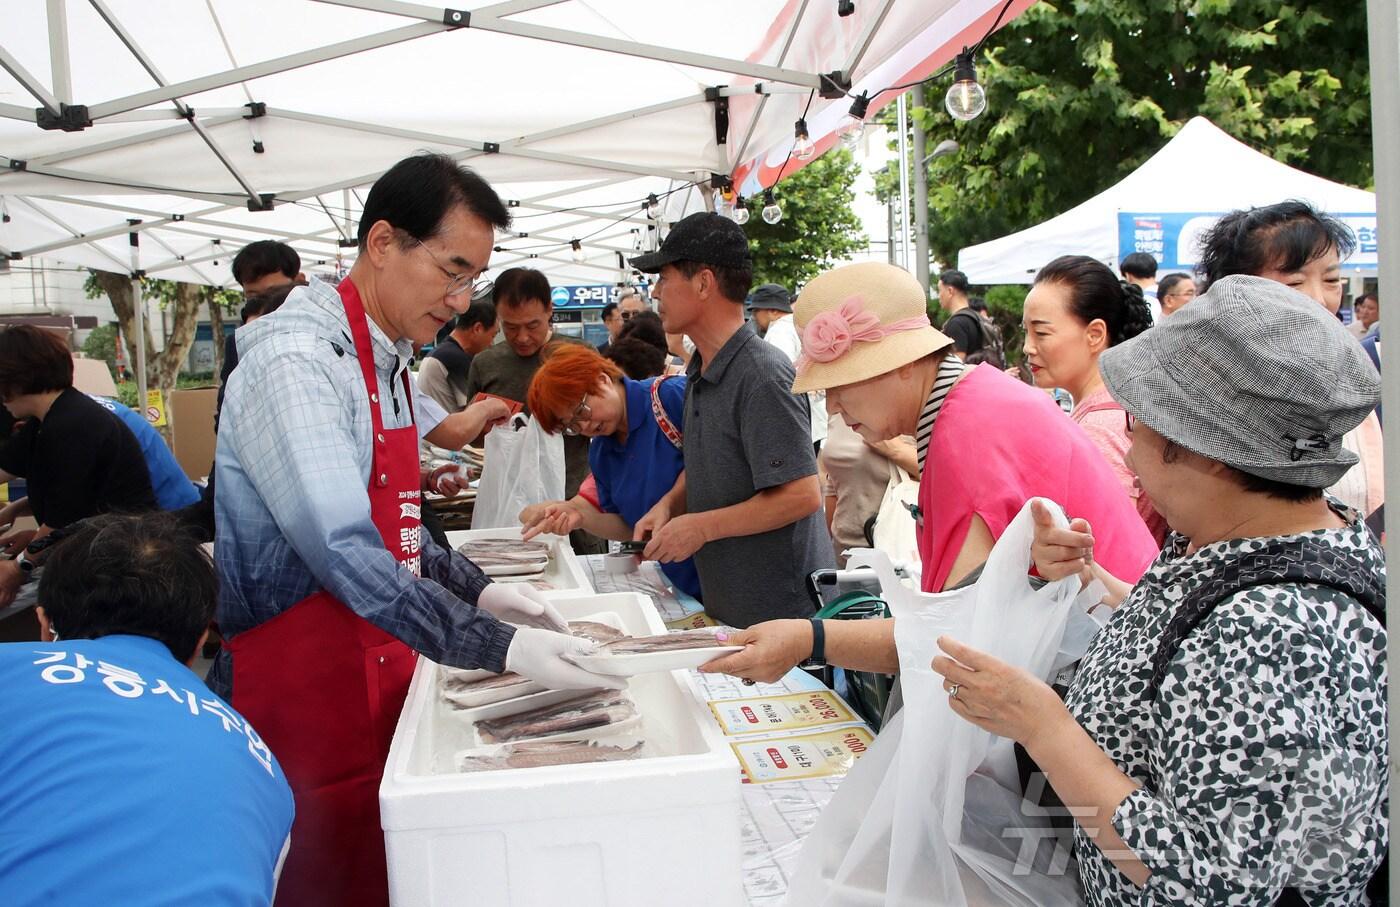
xmin=476 ymin=690 xmax=635 ymax=744
xmin=457 ymin=740 xmax=645 ymax=772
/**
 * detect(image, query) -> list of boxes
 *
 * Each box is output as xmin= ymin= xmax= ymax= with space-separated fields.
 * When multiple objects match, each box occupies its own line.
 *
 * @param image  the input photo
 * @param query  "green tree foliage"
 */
xmin=886 ymin=0 xmax=1371 ymax=265
xmin=80 ymin=323 xmax=119 ymax=378
xmin=747 ymin=148 xmax=867 ymax=291
xmin=83 ymin=271 xmax=241 ymax=404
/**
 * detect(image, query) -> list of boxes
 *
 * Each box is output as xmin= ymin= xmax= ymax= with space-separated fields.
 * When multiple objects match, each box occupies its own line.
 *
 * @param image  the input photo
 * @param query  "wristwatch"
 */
xmin=799 ymin=618 xmax=827 ymax=668
xmin=15 ymin=551 xmax=36 ymax=581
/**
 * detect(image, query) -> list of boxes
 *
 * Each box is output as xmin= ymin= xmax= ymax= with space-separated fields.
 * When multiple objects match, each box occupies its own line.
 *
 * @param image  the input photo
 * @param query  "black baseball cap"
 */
xmin=630 ymin=211 xmax=752 ymax=273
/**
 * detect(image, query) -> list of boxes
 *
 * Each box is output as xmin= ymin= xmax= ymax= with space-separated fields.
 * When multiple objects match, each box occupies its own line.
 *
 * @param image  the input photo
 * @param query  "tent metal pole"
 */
xmin=130 ymin=226 xmax=148 ymax=421
xmin=912 ymin=94 xmax=931 ymax=298
xmin=896 ymin=95 xmax=912 ymax=269
xmin=24 ymin=114 xmax=245 ymax=168
xmin=20 ymin=215 xmax=176 ymax=257
xmin=46 ymin=0 xmax=73 ymax=104
xmin=517 ymin=177 xmax=630 ymax=206
xmin=511 ymin=201 xmax=650 ymax=226
xmin=309 ymin=0 xmax=820 ymax=87
xmin=88 ymin=0 xmax=266 ymax=208
xmin=86 ymin=22 xmax=443 ymax=120
xmin=11 ymin=197 xmax=133 ymax=272
xmin=732 ymin=0 xmax=813 ymax=170
xmin=465 ymin=14 xmax=822 ymax=88
xmin=0 ymin=102 xmax=36 ymax=122
xmin=503 ymin=148 xmax=697 ymax=182
xmin=1364 ymin=0 xmax=1399 ymax=898
xmin=0 ymin=159 xmax=243 ymax=206
xmin=841 ymin=0 xmax=900 ymax=77
xmin=0 ymin=45 xmax=61 ymax=115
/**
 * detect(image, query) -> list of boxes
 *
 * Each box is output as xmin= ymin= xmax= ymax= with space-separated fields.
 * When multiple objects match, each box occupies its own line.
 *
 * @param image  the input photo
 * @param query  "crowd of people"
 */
xmin=0 ymin=145 xmax=1388 ymax=907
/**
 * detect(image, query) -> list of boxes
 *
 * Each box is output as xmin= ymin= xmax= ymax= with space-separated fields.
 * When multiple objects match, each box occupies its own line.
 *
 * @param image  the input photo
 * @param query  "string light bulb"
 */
xmin=570 ymin=239 xmax=585 ymax=263
xmin=761 ymin=189 xmax=782 ymax=225
xmin=644 ymin=193 xmax=661 ymax=219
xmin=731 ymin=196 xmax=751 ymax=225
xmin=945 ymin=49 xmax=987 ymax=121
xmin=838 ymin=92 xmax=870 ymax=149
xmin=793 ymin=118 xmax=815 ymax=160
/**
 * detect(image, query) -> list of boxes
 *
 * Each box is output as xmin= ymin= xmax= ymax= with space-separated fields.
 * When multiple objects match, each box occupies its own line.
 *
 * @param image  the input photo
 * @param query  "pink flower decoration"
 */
xmin=797 ymin=295 xmax=926 ymax=374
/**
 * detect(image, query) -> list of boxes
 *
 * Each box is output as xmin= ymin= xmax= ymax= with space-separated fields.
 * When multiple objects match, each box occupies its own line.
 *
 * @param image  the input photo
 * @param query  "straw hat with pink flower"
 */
xmin=791 ymin=262 xmax=954 ymax=394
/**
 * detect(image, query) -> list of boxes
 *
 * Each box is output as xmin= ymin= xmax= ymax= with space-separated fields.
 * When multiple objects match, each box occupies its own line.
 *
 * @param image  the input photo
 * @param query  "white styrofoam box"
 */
xmin=380 ymin=592 xmax=744 ymax=907
xmin=445 ymin=527 xmax=594 ymax=598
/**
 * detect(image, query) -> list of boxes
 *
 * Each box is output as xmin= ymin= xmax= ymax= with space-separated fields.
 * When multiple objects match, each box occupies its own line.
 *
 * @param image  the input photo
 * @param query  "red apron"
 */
xmin=230 ymin=278 xmax=421 ymax=907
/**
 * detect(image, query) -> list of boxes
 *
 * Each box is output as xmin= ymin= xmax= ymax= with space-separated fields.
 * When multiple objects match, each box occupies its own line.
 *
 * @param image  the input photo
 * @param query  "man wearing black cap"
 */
xmin=750 ymin=283 xmax=827 ymax=454
xmin=631 ymin=213 xmax=833 ymax=627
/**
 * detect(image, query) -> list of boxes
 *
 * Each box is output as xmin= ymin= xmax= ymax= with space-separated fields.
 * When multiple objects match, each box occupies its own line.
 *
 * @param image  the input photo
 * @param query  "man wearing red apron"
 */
xmin=211 ymin=154 xmax=623 ymax=907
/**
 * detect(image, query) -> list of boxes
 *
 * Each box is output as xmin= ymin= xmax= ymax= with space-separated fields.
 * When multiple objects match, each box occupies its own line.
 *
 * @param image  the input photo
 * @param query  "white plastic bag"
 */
xmin=870 ymin=464 xmax=921 ymax=584
xmin=785 ymin=499 xmax=1091 ymax=907
xmin=471 ymin=414 xmax=565 ymax=530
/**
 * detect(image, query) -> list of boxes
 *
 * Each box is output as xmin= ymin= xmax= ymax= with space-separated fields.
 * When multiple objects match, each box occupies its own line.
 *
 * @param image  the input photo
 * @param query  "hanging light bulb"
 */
xmin=644 ymin=193 xmax=661 ymax=219
xmin=945 ymin=49 xmax=987 ymax=121
xmin=731 ymin=196 xmax=751 ymax=225
xmin=570 ymin=239 xmax=585 ymax=263
xmin=761 ymin=189 xmax=782 ymax=225
xmin=838 ymin=92 xmax=870 ymax=149
xmin=793 ymin=118 xmax=815 ymax=160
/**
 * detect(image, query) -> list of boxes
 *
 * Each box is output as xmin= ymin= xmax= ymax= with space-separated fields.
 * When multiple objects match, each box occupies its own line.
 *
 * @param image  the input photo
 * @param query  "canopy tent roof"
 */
xmin=957 ymin=116 xmax=1378 ymax=285
xmin=0 ymin=0 xmax=1029 ymax=289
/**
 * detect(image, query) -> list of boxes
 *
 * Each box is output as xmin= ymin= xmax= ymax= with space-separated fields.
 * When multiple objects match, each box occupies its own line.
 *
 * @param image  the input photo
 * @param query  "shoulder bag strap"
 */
xmin=650 ymin=376 xmax=683 ymax=450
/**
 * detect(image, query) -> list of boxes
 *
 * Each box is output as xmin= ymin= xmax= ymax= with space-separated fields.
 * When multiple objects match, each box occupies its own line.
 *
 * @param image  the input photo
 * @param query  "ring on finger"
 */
xmin=948 ymin=682 xmax=960 ymax=700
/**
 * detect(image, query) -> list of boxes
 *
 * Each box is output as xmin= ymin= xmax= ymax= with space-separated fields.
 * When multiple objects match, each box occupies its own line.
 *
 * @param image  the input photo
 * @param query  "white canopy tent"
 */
xmin=0 ymin=0 xmax=1030 ymax=290
xmin=956 ymin=116 xmax=1378 ymax=284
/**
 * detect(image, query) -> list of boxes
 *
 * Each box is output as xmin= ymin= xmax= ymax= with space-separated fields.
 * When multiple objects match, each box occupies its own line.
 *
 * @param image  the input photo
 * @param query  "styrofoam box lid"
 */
xmin=444 ymin=527 xmax=594 ymax=598
xmin=380 ymin=592 xmax=741 ymax=832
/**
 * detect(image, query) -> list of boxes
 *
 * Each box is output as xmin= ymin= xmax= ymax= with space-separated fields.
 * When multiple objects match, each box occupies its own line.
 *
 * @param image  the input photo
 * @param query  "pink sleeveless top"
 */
xmin=917 ymin=365 xmax=1160 ymax=593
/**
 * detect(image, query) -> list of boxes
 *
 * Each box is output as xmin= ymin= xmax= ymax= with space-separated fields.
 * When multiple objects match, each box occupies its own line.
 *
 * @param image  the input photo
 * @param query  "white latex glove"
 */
xmin=505 ymin=628 xmax=627 ymax=691
xmin=477 ymin=582 xmax=569 ymax=633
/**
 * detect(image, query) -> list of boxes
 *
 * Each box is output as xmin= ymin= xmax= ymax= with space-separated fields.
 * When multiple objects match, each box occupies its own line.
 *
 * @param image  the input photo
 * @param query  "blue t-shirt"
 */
xmin=90 ymin=396 xmax=201 ymax=510
xmin=0 ymin=635 xmax=294 ymax=906
xmin=589 ymin=377 xmax=701 ymax=600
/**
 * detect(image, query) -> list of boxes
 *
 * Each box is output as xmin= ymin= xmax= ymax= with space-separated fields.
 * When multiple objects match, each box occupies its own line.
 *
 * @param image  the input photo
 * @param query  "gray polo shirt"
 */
xmin=684 ymin=322 xmax=833 ymax=626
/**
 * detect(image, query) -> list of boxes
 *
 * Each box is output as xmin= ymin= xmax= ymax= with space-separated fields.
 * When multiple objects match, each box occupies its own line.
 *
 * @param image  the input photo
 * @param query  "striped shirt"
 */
xmin=916 ymin=354 xmax=967 ymax=472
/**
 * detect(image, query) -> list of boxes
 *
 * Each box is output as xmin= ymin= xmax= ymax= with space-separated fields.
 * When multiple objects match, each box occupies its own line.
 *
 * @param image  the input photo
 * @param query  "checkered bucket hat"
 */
xmin=1100 ymin=274 xmax=1381 ymax=487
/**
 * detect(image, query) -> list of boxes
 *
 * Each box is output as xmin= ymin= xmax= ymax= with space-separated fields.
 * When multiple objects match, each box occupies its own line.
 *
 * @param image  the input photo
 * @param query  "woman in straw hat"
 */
xmin=931 ymin=275 xmax=1386 ymax=905
xmin=701 ymin=261 xmax=1158 ymax=684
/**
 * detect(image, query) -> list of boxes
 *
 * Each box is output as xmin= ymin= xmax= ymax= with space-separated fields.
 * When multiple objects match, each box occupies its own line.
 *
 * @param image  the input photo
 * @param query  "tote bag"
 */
xmin=786 ymin=499 xmax=1094 ymax=907
xmin=471 ymin=413 xmax=565 ymax=529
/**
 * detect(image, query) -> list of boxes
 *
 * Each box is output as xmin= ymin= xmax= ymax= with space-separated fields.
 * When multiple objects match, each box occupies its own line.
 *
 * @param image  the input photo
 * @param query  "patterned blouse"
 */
xmin=1064 ymin=502 xmax=1387 ymax=905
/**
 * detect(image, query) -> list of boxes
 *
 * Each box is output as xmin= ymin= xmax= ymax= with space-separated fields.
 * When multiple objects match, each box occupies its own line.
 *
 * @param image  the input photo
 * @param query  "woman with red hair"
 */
xmin=523 ymin=345 xmax=700 ymax=600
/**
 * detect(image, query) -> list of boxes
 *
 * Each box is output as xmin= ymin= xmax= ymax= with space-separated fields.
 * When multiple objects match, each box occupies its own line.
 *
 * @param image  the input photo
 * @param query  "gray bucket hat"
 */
xmin=1100 ymin=274 xmax=1381 ymax=488
xmin=747 ymin=283 xmax=792 ymax=313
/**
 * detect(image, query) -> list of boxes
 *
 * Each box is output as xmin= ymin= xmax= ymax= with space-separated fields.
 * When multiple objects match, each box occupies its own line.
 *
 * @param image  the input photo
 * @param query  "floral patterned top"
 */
xmin=1064 ymin=501 xmax=1388 ymax=905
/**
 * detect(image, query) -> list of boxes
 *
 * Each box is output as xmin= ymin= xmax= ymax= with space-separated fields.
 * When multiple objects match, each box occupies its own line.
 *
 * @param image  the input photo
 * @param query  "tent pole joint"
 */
xmin=247 ymin=194 xmax=277 ymax=212
xmin=443 ymin=8 xmax=470 ymax=27
xmin=483 ymin=142 xmax=500 ymax=153
xmin=705 ymin=86 xmax=730 ymax=146
xmin=8 ymin=159 xmax=27 ymax=171
xmin=820 ymin=71 xmax=852 ymax=99
xmin=35 ymin=103 xmax=92 ymax=132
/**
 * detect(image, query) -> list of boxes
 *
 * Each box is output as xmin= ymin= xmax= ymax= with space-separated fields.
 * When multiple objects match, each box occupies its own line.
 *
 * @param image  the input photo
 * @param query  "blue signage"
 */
xmin=551 ymin=285 xmax=617 ymax=309
xmin=1118 ymin=212 xmax=1376 ymax=272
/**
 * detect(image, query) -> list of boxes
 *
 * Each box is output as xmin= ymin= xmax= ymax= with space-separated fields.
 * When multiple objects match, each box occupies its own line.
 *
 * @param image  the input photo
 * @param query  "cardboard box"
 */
xmin=70 ymin=357 xmax=117 ymax=398
xmin=167 ymin=386 xmax=219 ymax=481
